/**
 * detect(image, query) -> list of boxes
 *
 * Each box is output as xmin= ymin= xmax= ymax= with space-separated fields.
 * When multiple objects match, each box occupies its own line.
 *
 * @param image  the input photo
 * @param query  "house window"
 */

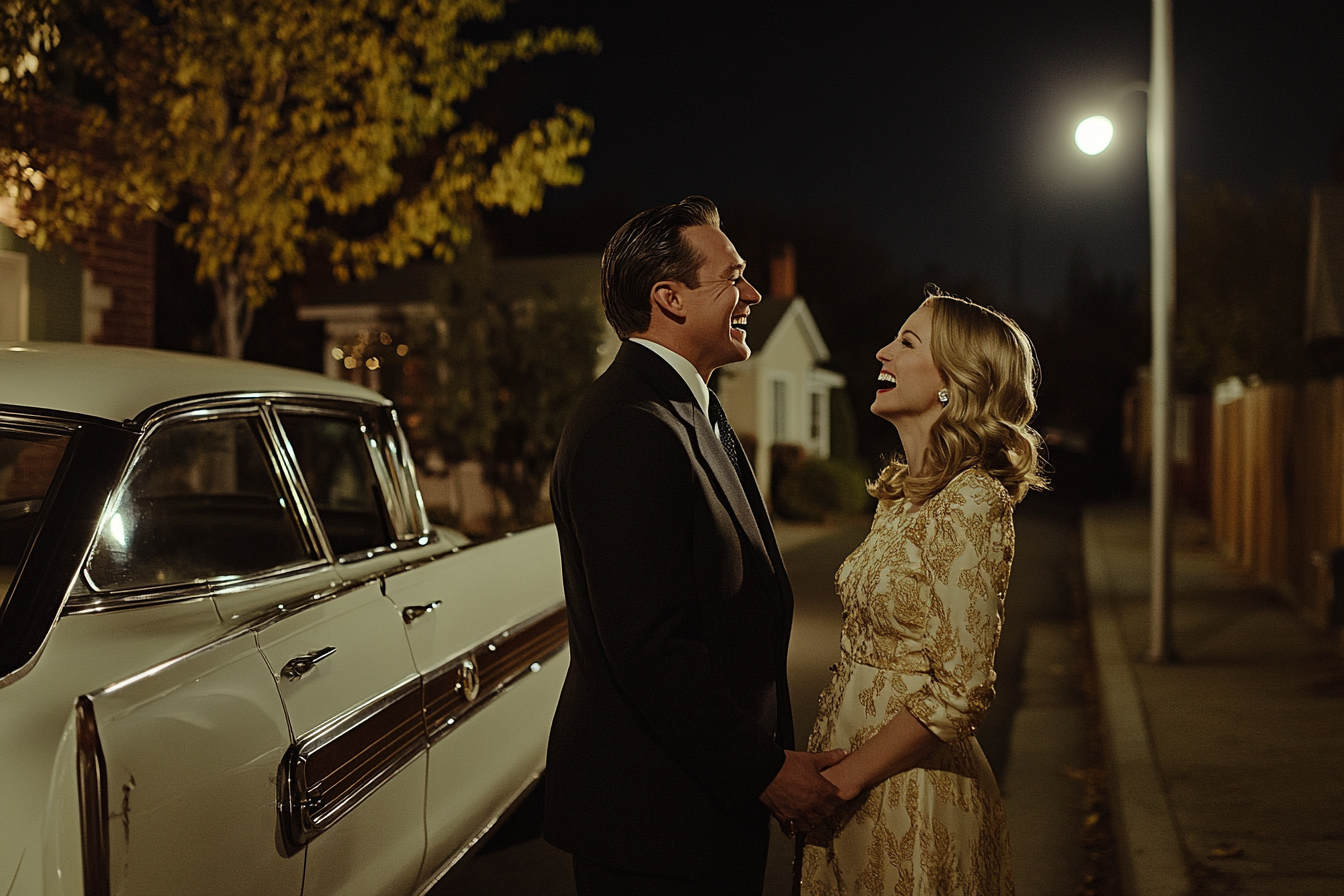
xmin=772 ymin=380 xmax=788 ymax=441
xmin=810 ymin=392 xmax=823 ymax=442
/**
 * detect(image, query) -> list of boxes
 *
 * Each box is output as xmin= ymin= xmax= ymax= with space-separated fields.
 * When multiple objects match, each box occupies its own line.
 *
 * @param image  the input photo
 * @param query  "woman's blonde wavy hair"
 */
xmin=870 ymin=288 xmax=1048 ymax=506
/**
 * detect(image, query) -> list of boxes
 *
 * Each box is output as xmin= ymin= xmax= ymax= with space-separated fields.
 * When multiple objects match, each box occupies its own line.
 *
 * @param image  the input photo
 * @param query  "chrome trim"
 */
xmin=411 ymin=769 xmax=545 ymax=896
xmin=133 ymin=392 xmax=392 ymax=433
xmin=0 ymin=408 xmax=111 ymax=429
xmin=423 ymin=603 xmax=568 ymax=745
xmin=75 ymin=696 xmax=110 ymax=896
xmin=277 ymin=676 xmax=426 ymax=854
xmin=381 ymin=519 xmax=556 ymax=581
xmin=272 ymin=600 xmax=568 ymax=852
xmin=63 ymin=558 xmax=332 ymax=615
xmin=257 ymin=404 xmax=332 ymax=564
xmin=227 ymin=576 xmax=372 ymax=635
xmin=387 ymin=407 xmax=432 ymax=537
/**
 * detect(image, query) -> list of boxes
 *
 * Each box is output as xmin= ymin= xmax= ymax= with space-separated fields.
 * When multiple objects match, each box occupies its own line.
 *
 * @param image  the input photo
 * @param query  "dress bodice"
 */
xmin=833 ymin=467 xmax=1014 ymax=741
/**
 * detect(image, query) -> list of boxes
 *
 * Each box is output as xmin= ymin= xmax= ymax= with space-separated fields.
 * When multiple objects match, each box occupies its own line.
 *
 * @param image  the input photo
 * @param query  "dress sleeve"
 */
xmin=904 ymin=473 xmax=1014 ymax=743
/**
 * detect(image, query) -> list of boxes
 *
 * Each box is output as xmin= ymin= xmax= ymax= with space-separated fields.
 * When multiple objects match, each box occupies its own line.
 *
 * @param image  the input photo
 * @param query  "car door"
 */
xmin=262 ymin=405 xmax=426 ymax=896
xmin=68 ymin=407 xmax=322 ymax=895
xmin=382 ymin=525 xmax=568 ymax=881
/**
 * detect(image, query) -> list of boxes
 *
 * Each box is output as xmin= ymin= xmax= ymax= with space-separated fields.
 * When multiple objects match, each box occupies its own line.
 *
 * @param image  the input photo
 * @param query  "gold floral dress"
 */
xmin=801 ymin=468 xmax=1015 ymax=896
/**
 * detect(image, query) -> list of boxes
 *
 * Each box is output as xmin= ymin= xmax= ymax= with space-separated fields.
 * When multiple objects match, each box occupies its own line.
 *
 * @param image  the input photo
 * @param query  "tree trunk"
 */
xmin=212 ymin=269 xmax=255 ymax=359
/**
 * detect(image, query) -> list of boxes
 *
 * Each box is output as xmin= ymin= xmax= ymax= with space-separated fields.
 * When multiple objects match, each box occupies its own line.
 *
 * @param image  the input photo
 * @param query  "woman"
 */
xmin=800 ymin=288 xmax=1046 ymax=896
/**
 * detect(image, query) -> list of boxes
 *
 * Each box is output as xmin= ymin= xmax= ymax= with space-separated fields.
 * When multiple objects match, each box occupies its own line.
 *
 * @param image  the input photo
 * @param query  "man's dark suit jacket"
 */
xmin=544 ymin=340 xmax=795 ymax=879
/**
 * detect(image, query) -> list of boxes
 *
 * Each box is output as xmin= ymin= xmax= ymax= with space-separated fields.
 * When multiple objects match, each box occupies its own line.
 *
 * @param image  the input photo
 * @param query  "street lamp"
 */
xmin=1075 ymin=0 xmax=1176 ymax=663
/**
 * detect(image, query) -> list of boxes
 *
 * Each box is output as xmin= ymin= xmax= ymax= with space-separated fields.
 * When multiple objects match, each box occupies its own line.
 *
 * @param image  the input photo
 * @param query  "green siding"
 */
xmin=0 ymin=226 xmax=83 ymax=342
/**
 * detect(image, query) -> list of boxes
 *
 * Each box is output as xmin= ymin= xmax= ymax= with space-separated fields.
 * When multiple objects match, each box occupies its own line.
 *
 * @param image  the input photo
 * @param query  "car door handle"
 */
xmin=280 ymin=646 xmax=337 ymax=681
xmin=402 ymin=600 xmax=442 ymax=624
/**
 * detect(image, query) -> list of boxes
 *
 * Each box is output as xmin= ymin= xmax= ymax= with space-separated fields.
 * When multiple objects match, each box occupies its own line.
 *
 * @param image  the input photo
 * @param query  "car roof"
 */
xmin=0 ymin=342 xmax=388 ymax=424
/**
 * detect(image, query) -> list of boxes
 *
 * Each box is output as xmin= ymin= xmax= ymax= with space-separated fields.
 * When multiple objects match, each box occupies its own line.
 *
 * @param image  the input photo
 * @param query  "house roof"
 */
xmin=751 ymin=296 xmax=832 ymax=364
xmin=744 ymin=297 xmax=791 ymax=348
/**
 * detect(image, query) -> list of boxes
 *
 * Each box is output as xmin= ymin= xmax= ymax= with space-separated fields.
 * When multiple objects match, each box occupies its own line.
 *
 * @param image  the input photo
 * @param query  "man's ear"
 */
xmin=651 ymin=280 xmax=686 ymax=323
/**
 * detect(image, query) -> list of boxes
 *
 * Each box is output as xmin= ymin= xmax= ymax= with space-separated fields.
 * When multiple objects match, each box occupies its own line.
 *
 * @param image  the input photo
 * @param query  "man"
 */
xmin=545 ymin=197 xmax=845 ymax=895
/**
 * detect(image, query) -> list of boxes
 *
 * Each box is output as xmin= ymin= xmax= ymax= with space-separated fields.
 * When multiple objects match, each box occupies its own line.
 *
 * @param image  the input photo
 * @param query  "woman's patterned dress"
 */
xmin=801 ymin=468 xmax=1016 ymax=896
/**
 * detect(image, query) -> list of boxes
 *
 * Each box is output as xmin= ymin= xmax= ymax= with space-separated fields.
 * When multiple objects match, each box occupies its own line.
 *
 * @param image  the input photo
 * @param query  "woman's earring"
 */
xmin=938 ymin=389 xmax=949 ymax=406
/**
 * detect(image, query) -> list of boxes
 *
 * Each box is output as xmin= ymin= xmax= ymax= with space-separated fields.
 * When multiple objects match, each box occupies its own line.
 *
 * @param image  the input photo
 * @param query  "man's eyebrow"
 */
xmin=723 ymin=261 xmax=745 ymax=278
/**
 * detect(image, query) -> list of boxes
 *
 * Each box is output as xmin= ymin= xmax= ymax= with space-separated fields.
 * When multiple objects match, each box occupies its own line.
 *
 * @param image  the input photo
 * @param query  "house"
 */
xmin=296 ymin=252 xmax=612 ymax=388
xmin=296 ymin=251 xmax=607 ymax=532
xmin=0 ymin=102 xmax=155 ymax=347
xmin=1 ymin=209 xmax=154 ymax=348
xmin=713 ymin=244 xmax=847 ymax=495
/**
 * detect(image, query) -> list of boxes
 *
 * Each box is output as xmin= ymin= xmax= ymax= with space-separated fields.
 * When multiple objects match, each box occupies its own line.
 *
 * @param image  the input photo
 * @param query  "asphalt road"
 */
xmin=438 ymin=495 xmax=1082 ymax=895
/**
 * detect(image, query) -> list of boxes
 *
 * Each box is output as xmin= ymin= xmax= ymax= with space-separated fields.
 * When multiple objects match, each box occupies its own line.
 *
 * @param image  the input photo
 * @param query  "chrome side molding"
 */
xmin=275 ymin=602 xmax=568 ymax=853
xmin=76 ymin=696 xmax=110 ymax=896
xmin=276 ymin=677 xmax=426 ymax=856
xmin=423 ymin=605 xmax=568 ymax=745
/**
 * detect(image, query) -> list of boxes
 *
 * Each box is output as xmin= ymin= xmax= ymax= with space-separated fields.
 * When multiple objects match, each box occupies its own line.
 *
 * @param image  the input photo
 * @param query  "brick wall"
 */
xmin=25 ymin=100 xmax=156 ymax=346
xmin=72 ymin=222 xmax=155 ymax=346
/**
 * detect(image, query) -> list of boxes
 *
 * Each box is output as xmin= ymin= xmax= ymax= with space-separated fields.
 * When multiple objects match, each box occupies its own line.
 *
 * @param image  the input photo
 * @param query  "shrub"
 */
xmin=775 ymin=457 xmax=875 ymax=522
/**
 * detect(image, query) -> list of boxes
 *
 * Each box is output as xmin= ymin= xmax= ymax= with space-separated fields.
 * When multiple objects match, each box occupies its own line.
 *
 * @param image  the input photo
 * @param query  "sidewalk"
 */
xmin=1082 ymin=503 xmax=1344 ymax=896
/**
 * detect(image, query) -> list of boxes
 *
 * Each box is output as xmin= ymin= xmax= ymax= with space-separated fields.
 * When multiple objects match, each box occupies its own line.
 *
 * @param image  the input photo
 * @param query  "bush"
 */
xmin=774 ymin=457 xmax=874 ymax=522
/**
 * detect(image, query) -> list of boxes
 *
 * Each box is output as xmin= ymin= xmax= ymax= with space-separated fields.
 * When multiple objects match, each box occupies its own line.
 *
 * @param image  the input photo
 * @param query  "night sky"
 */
xmin=488 ymin=0 xmax=1343 ymax=312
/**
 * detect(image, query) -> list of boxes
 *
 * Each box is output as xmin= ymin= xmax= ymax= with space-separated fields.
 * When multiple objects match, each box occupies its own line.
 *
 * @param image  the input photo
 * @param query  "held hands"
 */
xmin=759 ymin=748 xmax=848 ymax=835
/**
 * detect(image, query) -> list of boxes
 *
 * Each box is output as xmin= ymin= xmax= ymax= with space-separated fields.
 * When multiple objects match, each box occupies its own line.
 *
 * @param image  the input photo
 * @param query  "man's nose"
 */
xmin=739 ymin=277 xmax=763 ymax=305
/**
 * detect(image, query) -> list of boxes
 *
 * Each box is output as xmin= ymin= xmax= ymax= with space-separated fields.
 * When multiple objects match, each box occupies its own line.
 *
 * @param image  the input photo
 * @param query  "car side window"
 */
xmin=368 ymin=409 xmax=430 ymax=542
xmin=278 ymin=412 xmax=394 ymax=558
xmin=85 ymin=413 xmax=314 ymax=592
xmin=0 ymin=428 xmax=71 ymax=602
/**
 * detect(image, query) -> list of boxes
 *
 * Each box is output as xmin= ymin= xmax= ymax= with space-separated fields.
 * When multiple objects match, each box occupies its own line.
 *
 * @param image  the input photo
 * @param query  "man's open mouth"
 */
xmin=731 ymin=314 xmax=748 ymax=332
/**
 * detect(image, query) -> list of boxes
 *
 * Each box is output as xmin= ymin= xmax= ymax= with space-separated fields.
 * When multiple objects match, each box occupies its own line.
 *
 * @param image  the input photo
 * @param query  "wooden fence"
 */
xmin=1210 ymin=376 xmax=1344 ymax=630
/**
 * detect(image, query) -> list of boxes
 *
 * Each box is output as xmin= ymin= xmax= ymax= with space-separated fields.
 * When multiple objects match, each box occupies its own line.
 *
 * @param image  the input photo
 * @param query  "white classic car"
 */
xmin=0 ymin=342 xmax=568 ymax=896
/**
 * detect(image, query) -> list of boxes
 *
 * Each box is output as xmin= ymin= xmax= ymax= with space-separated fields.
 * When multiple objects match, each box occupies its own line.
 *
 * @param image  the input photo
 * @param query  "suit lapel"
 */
xmin=616 ymin=343 xmax=779 ymax=586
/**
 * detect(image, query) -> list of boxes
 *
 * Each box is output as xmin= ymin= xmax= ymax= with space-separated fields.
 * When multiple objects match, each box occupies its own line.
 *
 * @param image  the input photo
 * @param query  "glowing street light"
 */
xmin=1074 ymin=115 xmax=1115 ymax=155
xmin=1075 ymin=0 xmax=1176 ymax=664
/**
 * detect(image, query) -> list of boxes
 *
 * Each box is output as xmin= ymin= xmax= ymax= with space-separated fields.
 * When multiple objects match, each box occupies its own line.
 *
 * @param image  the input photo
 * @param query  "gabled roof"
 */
xmin=750 ymin=296 xmax=831 ymax=363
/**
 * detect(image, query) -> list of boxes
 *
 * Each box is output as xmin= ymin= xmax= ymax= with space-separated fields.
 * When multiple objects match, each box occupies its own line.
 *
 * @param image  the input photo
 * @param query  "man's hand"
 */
xmin=759 ymin=749 xmax=848 ymax=834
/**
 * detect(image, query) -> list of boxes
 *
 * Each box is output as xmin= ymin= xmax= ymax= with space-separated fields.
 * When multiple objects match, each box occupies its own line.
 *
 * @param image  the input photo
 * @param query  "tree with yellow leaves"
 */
xmin=1 ymin=0 xmax=597 ymax=357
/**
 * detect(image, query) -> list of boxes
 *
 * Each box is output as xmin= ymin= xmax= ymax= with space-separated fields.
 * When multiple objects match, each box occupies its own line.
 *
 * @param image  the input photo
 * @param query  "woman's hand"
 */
xmin=821 ymin=710 xmax=942 ymax=802
xmin=821 ymin=762 xmax=863 ymax=802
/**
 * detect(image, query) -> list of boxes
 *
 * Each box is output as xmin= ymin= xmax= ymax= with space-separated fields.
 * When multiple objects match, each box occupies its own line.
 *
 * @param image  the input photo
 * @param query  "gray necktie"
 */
xmin=708 ymin=391 xmax=742 ymax=477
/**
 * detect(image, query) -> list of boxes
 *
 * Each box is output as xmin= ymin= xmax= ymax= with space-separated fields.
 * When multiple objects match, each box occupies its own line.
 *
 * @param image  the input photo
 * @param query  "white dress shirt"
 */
xmin=629 ymin=338 xmax=711 ymax=422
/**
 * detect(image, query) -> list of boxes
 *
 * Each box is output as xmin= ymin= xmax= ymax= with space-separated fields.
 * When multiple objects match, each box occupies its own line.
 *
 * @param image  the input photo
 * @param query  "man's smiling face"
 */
xmin=675 ymin=224 xmax=762 ymax=377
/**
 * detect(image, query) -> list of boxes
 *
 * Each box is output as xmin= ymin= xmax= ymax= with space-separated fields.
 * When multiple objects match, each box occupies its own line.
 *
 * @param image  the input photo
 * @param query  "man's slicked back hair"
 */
xmin=601 ymin=196 xmax=721 ymax=337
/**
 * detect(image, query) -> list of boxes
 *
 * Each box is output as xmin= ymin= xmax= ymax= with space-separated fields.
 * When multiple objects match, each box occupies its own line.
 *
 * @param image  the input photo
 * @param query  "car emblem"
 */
xmin=458 ymin=656 xmax=480 ymax=702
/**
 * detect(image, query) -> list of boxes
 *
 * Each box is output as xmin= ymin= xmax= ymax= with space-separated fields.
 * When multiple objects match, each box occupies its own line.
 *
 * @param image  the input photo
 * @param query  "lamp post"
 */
xmin=1075 ymin=0 xmax=1176 ymax=663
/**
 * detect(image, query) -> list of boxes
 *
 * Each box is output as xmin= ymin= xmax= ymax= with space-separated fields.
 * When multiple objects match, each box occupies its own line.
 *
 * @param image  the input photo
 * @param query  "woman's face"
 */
xmin=871 ymin=303 xmax=947 ymax=426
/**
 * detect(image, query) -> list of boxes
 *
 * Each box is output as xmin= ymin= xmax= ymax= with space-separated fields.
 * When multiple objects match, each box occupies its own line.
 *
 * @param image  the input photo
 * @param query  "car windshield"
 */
xmin=0 ymin=428 xmax=71 ymax=603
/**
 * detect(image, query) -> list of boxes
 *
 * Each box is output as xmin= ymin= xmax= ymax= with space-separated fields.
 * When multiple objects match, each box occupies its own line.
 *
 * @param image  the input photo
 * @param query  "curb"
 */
xmin=1081 ymin=508 xmax=1190 ymax=896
